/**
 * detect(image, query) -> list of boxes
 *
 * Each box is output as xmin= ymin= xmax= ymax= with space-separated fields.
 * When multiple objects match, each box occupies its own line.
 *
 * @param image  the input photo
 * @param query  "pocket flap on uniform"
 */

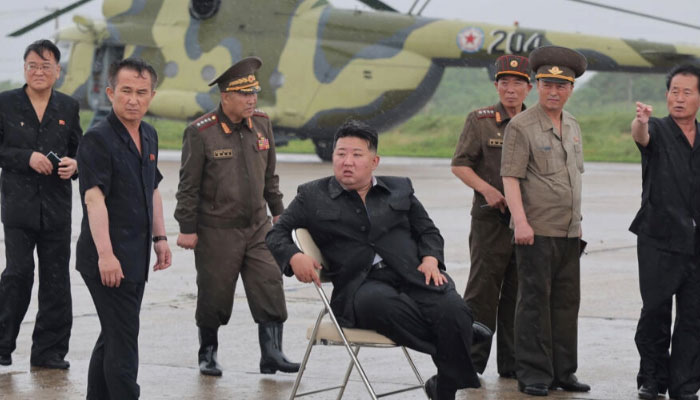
xmin=316 ymin=209 xmax=340 ymax=220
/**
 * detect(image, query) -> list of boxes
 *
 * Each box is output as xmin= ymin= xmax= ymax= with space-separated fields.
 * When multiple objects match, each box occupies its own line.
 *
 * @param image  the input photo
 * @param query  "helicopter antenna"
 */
xmin=567 ymin=0 xmax=700 ymax=31
xmin=8 ymin=0 xmax=94 ymax=37
xmin=417 ymin=0 xmax=432 ymax=16
xmin=407 ymin=0 xmax=420 ymax=15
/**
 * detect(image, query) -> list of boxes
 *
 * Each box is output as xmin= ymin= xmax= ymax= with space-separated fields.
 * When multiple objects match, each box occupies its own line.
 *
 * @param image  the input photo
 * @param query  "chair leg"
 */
xmin=401 ymin=347 xmax=426 ymax=391
xmin=335 ymin=345 xmax=361 ymax=400
xmin=289 ymin=309 xmax=327 ymax=400
xmin=315 ymin=284 xmax=378 ymax=399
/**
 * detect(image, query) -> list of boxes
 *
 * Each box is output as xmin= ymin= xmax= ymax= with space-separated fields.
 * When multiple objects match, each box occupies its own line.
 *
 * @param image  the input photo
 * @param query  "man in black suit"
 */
xmin=76 ymin=58 xmax=171 ymax=400
xmin=266 ymin=120 xmax=490 ymax=400
xmin=0 ymin=39 xmax=81 ymax=369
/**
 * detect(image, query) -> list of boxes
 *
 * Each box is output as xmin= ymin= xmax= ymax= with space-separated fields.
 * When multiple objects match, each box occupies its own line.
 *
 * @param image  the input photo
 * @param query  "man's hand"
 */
xmin=272 ymin=215 xmax=280 ymax=224
xmin=57 ymin=157 xmax=77 ymax=179
xmin=289 ymin=252 xmax=322 ymax=286
xmin=482 ymin=186 xmax=507 ymax=213
xmin=635 ymin=102 xmax=653 ymax=124
xmin=29 ymin=152 xmax=53 ymax=175
xmin=514 ymin=221 xmax=535 ymax=245
xmin=153 ymin=240 xmax=172 ymax=271
xmin=177 ymin=233 xmax=198 ymax=249
xmin=99 ymin=252 xmax=124 ymax=287
xmin=417 ymin=256 xmax=447 ymax=286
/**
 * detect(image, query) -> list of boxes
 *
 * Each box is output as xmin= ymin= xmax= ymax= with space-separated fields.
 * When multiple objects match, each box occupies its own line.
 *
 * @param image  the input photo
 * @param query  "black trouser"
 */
xmin=464 ymin=216 xmax=517 ymax=375
xmin=353 ymin=267 xmax=480 ymax=390
xmin=514 ymin=236 xmax=580 ymax=386
xmin=83 ymin=274 xmax=145 ymax=400
xmin=0 ymin=225 xmax=72 ymax=361
xmin=635 ymin=238 xmax=700 ymax=397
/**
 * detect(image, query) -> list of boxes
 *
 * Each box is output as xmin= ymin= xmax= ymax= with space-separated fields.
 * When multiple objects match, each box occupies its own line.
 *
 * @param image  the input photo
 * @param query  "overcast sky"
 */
xmin=1 ymin=0 xmax=698 ymax=82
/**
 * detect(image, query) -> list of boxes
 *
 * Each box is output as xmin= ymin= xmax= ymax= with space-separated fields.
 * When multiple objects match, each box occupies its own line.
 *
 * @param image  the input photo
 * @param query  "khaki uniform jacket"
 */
xmin=452 ymin=102 xmax=523 ymax=220
xmin=174 ymin=106 xmax=283 ymax=233
xmin=500 ymin=103 xmax=583 ymax=238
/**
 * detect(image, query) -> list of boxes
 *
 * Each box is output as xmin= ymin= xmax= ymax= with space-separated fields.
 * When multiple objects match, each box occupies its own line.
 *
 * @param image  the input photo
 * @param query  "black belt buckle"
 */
xmin=371 ymin=261 xmax=387 ymax=271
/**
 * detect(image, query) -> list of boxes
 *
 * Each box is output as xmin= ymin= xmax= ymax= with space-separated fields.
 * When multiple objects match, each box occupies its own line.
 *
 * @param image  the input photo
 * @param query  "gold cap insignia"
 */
xmin=548 ymin=66 xmax=563 ymax=75
xmin=510 ymin=60 xmax=518 ymax=68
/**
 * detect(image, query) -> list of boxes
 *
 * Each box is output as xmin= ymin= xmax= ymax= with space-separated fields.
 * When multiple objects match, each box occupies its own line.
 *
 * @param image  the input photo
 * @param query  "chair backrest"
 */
xmin=293 ymin=228 xmax=329 ymax=282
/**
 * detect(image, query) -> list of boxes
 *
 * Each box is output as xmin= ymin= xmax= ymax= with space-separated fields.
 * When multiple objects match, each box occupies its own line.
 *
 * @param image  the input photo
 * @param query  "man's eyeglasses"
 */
xmin=24 ymin=64 xmax=55 ymax=73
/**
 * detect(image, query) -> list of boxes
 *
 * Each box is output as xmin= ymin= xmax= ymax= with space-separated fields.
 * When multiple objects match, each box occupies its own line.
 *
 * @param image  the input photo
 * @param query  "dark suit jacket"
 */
xmin=76 ymin=110 xmax=162 ymax=283
xmin=0 ymin=86 xmax=81 ymax=231
xmin=266 ymin=175 xmax=446 ymax=327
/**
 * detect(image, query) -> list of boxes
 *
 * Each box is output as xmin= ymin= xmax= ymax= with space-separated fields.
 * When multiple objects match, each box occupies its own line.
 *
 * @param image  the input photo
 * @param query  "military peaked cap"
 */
xmin=529 ymin=46 xmax=587 ymax=83
xmin=208 ymin=56 xmax=262 ymax=93
xmin=494 ymin=55 xmax=531 ymax=82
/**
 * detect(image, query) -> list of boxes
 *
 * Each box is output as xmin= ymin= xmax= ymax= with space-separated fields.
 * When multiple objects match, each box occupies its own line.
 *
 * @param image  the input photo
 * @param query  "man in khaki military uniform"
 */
xmin=174 ymin=57 xmax=299 ymax=377
xmin=501 ymin=46 xmax=589 ymax=396
xmin=452 ymin=54 xmax=532 ymax=379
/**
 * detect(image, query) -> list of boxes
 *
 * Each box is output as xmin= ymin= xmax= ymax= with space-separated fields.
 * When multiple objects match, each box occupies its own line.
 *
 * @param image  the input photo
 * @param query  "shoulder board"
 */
xmin=475 ymin=106 xmax=496 ymax=119
xmin=191 ymin=112 xmax=218 ymax=131
xmin=253 ymin=109 xmax=269 ymax=119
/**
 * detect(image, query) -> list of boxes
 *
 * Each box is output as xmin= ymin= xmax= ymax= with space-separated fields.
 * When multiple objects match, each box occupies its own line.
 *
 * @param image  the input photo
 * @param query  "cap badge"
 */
xmin=510 ymin=60 xmax=518 ymax=68
xmin=248 ymin=74 xmax=255 ymax=82
xmin=548 ymin=66 xmax=564 ymax=75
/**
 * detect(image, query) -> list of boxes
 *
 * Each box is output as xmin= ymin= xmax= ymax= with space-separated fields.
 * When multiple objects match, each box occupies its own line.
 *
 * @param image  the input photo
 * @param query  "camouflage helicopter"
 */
xmin=9 ymin=0 xmax=700 ymax=160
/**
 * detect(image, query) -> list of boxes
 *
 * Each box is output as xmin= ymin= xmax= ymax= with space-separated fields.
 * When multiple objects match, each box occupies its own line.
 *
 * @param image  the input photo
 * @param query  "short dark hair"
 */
xmin=666 ymin=64 xmax=700 ymax=92
xmin=24 ymin=39 xmax=60 ymax=63
xmin=333 ymin=119 xmax=378 ymax=152
xmin=108 ymin=58 xmax=158 ymax=91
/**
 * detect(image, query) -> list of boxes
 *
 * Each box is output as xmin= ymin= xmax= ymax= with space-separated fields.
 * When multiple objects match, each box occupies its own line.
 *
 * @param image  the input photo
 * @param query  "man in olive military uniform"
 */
xmin=174 ymin=56 xmax=299 ymax=377
xmin=452 ymin=54 xmax=532 ymax=379
xmin=501 ymin=46 xmax=589 ymax=396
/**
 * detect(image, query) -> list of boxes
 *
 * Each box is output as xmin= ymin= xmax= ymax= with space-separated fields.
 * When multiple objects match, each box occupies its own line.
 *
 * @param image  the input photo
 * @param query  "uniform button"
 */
xmin=360 ymin=226 xmax=366 ymax=232
xmin=369 ymin=242 xmax=375 ymax=247
xmin=355 ymin=208 xmax=361 ymax=213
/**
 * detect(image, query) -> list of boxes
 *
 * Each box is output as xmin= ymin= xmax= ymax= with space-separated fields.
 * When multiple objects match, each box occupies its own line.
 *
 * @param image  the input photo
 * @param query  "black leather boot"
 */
xmin=198 ymin=327 xmax=222 ymax=376
xmin=258 ymin=322 xmax=300 ymax=374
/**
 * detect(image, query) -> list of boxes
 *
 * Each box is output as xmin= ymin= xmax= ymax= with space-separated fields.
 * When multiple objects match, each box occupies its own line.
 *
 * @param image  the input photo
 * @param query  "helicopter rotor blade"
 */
xmin=7 ymin=0 xmax=94 ymax=37
xmin=567 ymin=0 xmax=700 ymax=31
xmin=356 ymin=0 xmax=398 ymax=12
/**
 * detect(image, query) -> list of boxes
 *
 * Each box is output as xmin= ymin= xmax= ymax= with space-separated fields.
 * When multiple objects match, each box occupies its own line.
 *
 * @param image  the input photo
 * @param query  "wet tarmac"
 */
xmin=0 ymin=153 xmax=649 ymax=399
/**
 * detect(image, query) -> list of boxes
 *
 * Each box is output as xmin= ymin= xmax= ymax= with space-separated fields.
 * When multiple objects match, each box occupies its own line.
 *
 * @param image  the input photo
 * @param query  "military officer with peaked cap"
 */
xmin=174 ymin=56 xmax=299 ymax=377
xmin=452 ymin=54 xmax=532 ymax=379
xmin=501 ymin=45 xmax=589 ymax=396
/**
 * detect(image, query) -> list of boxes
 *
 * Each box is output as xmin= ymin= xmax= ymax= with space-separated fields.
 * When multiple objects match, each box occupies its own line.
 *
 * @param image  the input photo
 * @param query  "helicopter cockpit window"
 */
xmin=189 ymin=0 xmax=221 ymax=20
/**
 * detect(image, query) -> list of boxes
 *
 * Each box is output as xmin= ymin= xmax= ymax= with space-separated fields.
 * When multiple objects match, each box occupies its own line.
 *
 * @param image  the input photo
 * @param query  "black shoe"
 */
xmin=499 ymin=371 xmax=517 ymax=379
xmin=674 ymin=394 xmax=699 ymax=400
xmin=425 ymin=375 xmax=438 ymax=399
xmin=424 ymin=374 xmax=456 ymax=400
xmin=0 ymin=354 xmax=11 ymax=366
xmin=518 ymin=382 xmax=549 ymax=396
xmin=198 ymin=345 xmax=222 ymax=376
xmin=638 ymin=382 xmax=658 ymax=400
xmin=258 ymin=322 xmax=300 ymax=374
xmin=551 ymin=375 xmax=590 ymax=392
xmin=471 ymin=321 xmax=493 ymax=345
xmin=31 ymin=356 xmax=69 ymax=370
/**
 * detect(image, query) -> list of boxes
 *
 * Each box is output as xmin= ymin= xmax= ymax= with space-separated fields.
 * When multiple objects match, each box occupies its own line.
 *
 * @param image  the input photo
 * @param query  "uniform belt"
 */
xmin=371 ymin=261 xmax=388 ymax=271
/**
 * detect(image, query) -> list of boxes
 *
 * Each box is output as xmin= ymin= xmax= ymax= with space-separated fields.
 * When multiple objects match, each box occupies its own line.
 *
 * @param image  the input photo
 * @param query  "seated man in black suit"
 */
xmin=266 ymin=120 xmax=491 ymax=400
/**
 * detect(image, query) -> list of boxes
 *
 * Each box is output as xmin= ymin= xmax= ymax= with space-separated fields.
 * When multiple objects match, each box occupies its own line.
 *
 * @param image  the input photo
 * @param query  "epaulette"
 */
xmin=192 ymin=112 xmax=218 ymax=131
xmin=475 ymin=106 xmax=496 ymax=119
xmin=253 ymin=109 xmax=269 ymax=119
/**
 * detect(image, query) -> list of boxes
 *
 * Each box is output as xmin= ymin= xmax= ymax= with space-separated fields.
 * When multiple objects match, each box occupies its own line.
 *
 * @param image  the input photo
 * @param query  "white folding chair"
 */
xmin=289 ymin=228 xmax=426 ymax=400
